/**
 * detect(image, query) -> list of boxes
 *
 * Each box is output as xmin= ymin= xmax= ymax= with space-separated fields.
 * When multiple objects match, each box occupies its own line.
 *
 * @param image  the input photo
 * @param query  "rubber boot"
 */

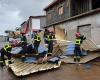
xmin=8 ymin=61 xmax=12 ymax=64
xmin=77 ymin=56 xmax=80 ymax=62
xmin=22 ymin=56 xmax=26 ymax=62
xmin=74 ymin=56 xmax=76 ymax=62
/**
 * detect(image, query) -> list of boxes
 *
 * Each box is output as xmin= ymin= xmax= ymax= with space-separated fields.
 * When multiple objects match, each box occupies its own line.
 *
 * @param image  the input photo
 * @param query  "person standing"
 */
xmin=74 ymin=30 xmax=86 ymax=62
xmin=43 ymin=29 xmax=49 ymax=44
xmin=34 ymin=32 xmax=41 ymax=53
xmin=46 ymin=31 xmax=55 ymax=56
xmin=0 ymin=44 xmax=13 ymax=66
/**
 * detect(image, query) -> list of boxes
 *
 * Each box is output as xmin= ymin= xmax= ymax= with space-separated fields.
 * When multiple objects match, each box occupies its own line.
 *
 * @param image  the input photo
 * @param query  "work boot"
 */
xmin=77 ymin=56 xmax=80 ymax=62
xmin=0 ymin=62 xmax=5 ymax=67
xmin=48 ymin=53 xmax=52 ymax=56
xmin=21 ymin=56 xmax=26 ymax=62
xmin=8 ymin=61 xmax=12 ymax=64
xmin=74 ymin=58 xmax=76 ymax=62
xmin=74 ymin=56 xmax=76 ymax=62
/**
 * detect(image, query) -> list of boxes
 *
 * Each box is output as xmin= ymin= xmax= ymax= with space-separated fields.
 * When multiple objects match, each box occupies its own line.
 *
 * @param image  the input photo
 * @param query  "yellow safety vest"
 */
xmin=75 ymin=39 xmax=81 ymax=45
xmin=4 ymin=44 xmax=12 ymax=52
xmin=46 ymin=35 xmax=53 ymax=41
xmin=34 ymin=35 xmax=41 ymax=41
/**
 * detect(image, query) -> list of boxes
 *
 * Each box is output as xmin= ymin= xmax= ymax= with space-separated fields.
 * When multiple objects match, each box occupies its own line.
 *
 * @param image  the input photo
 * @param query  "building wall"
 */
xmin=63 ymin=12 xmax=100 ymax=45
xmin=46 ymin=0 xmax=70 ymax=26
xmin=40 ymin=17 xmax=46 ymax=29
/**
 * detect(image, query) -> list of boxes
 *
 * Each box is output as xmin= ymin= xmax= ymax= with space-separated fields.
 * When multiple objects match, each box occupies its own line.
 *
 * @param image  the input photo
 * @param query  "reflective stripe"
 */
xmin=34 ymin=36 xmax=41 ymax=41
xmin=0 ymin=61 xmax=3 ymax=62
xmin=75 ymin=39 xmax=81 ymax=45
xmin=4 ymin=44 xmax=12 ymax=52
xmin=46 ymin=35 xmax=53 ymax=41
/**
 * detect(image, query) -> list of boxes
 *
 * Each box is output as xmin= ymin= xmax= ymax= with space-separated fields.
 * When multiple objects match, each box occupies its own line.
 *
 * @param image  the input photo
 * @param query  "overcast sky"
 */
xmin=0 ymin=0 xmax=53 ymax=35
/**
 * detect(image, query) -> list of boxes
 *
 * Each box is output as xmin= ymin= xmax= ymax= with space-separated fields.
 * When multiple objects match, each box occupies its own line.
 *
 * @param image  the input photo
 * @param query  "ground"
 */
xmin=0 ymin=42 xmax=100 ymax=80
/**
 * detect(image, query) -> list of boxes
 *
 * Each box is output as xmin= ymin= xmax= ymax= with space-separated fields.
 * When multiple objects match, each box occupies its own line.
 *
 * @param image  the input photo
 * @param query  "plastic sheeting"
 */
xmin=11 ymin=47 xmax=22 ymax=54
xmin=65 ymin=43 xmax=87 ymax=56
xmin=65 ymin=43 xmax=75 ymax=56
xmin=24 ymin=57 xmax=37 ymax=63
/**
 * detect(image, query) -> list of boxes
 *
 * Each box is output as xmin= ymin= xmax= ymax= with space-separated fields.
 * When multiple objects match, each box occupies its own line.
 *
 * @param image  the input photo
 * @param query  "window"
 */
xmin=47 ymin=13 xmax=51 ymax=20
xmin=58 ymin=6 xmax=64 ymax=15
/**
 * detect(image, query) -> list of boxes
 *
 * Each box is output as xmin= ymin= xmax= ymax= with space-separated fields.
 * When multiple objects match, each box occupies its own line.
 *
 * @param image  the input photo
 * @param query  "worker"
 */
xmin=0 ymin=44 xmax=13 ymax=66
xmin=43 ymin=29 xmax=49 ymax=44
xmin=74 ymin=34 xmax=86 ymax=62
xmin=34 ymin=31 xmax=41 ymax=53
xmin=21 ymin=32 xmax=27 ymax=43
xmin=46 ymin=31 xmax=55 ymax=56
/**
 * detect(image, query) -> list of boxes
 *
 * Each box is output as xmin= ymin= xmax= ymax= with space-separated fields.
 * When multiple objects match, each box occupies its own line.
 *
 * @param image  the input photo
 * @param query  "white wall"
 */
xmin=32 ymin=19 xmax=40 ymax=29
xmin=63 ymin=12 xmax=100 ymax=45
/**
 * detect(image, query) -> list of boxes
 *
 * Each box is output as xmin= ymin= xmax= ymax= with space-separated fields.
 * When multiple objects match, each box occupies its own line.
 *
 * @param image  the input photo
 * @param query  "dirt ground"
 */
xmin=0 ymin=62 xmax=100 ymax=80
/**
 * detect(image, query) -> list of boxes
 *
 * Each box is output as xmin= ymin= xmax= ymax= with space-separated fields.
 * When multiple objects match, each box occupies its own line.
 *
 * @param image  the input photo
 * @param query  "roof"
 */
xmin=44 ymin=0 xmax=65 ymax=11
xmin=29 ymin=15 xmax=46 ymax=19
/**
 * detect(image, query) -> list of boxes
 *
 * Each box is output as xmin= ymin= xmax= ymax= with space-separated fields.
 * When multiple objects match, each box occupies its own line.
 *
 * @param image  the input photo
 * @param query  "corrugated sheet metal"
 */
xmin=81 ymin=39 xmax=100 ymax=51
xmin=61 ymin=53 xmax=100 ymax=63
xmin=7 ymin=59 xmax=61 ymax=76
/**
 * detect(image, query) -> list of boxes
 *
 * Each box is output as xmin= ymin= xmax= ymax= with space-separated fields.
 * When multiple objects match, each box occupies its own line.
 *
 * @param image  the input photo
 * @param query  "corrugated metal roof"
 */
xmin=81 ymin=39 xmax=100 ymax=51
xmin=61 ymin=53 xmax=100 ymax=63
xmin=7 ymin=59 xmax=61 ymax=76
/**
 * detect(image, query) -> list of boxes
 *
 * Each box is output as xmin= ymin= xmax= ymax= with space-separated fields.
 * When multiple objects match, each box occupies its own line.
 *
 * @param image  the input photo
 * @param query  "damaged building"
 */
xmin=44 ymin=0 xmax=100 ymax=45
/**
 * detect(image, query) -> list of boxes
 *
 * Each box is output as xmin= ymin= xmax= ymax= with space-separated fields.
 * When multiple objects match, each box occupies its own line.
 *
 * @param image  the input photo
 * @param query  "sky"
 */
xmin=0 ymin=0 xmax=53 ymax=35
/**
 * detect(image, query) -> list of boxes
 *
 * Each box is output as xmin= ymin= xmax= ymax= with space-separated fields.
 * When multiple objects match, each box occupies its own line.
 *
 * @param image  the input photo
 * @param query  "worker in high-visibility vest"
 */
xmin=0 ymin=44 xmax=12 ymax=66
xmin=74 ymin=35 xmax=86 ymax=62
xmin=46 ymin=32 xmax=55 ymax=56
xmin=34 ymin=32 xmax=41 ymax=53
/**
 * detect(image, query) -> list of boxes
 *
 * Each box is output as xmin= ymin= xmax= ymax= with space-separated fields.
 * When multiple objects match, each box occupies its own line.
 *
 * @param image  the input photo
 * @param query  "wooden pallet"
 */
xmin=6 ymin=59 xmax=61 ymax=76
xmin=61 ymin=53 xmax=100 ymax=64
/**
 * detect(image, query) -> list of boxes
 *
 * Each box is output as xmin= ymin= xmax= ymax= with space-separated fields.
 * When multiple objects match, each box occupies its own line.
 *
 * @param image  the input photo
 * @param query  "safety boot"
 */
xmin=74 ymin=56 xmax=76 ymax=62
xmin=77 ymin=56 xmax=80 ymax=62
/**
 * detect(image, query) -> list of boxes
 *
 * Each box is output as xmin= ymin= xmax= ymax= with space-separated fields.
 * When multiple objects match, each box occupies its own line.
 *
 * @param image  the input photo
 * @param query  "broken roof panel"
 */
xmin=6 ymin=59 xmax=61 ymax=76
xmin=81 ymin=39 xmax=100 ymax=51
xmin=61 ymin=53 xmax=100 ymax=63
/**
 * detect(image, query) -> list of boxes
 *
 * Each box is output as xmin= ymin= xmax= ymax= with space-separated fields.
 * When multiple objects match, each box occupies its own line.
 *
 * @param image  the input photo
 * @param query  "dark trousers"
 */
xmin=34 ymin=41 xmax=40 ymax=53
xmin=74 ymin=45 xmax=81 ymax=57
xmin=48 ymin=41 xmax=53 ymax=53
xmin=0 ymin=48 xmax=12 ymax=63
xmin=74 ymin=45 xmax=81 ymax=62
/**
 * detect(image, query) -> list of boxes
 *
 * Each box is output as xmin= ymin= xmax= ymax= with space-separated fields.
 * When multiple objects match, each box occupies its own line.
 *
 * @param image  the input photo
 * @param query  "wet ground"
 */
xmin=0 ymin=62 xmax=100 ymax=80
xmin=0 ymin=42 xmax=100 ymax=80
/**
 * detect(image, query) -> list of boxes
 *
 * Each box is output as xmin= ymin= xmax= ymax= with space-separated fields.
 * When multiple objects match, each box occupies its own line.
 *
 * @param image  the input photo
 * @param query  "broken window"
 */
xmin=47 ymin=13 xmax=52 ymax=20
xmin=58 ymin=6 xmax=64 ymax=15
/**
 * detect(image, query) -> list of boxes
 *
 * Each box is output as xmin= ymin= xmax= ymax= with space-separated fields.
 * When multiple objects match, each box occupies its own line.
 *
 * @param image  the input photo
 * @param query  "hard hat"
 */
xmin=75 ymin=32 xmax=81 ymax=37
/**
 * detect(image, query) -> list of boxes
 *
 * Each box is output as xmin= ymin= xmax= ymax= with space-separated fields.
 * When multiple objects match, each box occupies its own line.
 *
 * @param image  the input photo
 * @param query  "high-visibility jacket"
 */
xmin=75 ymin=39 xmax=81 ymax=45
xmin=4 ymin=44 xmax=12 ymax=52
xmin=34 ymin=35 xmax=41 ymax=41
xmin=46 ymin=35 xmax=54 ymax=41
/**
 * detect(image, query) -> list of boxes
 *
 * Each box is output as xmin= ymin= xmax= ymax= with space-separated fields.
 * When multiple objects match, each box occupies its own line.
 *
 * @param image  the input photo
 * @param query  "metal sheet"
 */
xmin=7 ymin=59 xmax=61 ymax=76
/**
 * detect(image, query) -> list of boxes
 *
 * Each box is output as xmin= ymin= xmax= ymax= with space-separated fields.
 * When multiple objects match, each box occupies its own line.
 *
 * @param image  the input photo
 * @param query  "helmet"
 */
xmin=75 ymin=32 xmax=81 ymax=37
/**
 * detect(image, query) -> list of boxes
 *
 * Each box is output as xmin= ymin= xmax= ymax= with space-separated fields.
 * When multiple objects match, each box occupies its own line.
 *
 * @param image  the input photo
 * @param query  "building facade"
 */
xmin=44 ymin=0 xmax=100 ymax=45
